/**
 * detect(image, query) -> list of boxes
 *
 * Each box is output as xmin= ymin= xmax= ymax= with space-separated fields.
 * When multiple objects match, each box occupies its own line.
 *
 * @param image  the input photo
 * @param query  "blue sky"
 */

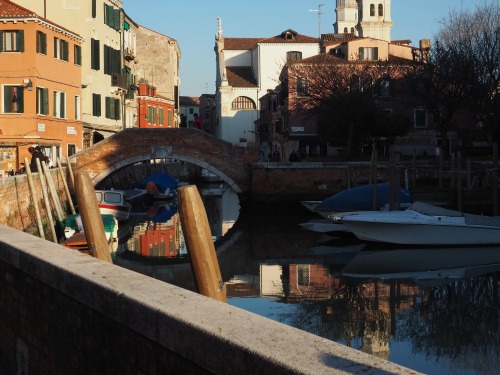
xmin=121 ymin=0 xmax=481 ymax=97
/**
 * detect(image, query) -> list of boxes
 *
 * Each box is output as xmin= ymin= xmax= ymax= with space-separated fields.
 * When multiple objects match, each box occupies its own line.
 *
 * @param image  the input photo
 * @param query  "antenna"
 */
xmin=309 ymin=4 xmax=325 ymax=38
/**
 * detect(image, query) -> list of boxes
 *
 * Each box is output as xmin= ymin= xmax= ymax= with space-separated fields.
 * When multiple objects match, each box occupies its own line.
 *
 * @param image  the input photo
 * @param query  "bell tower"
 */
xmin=357 ymin=0 xmax=393 ymax=41
xmin=334 ymin=0 xmax=359 ymax=35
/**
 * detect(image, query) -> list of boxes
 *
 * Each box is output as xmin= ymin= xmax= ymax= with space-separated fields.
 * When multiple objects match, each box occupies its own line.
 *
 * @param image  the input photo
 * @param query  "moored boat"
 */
xmin=341 ymin=201 xmax=500 ymax=245
xmin=95 ymin=189 xmax=132 ymax=221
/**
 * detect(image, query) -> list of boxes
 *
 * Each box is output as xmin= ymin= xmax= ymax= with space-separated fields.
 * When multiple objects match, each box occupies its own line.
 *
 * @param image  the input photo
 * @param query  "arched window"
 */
xmin=343 ymin=27 xmax=348 ymax=34
xmin=350 ymin=27 xmax=355 ymax=34
xmin=231 ymin=96 xmax=256 ymax=110
xmin=370 ymin=4 xmax=375 ymax=16
xmin=378 ymin=4 xmax=383 ymax=16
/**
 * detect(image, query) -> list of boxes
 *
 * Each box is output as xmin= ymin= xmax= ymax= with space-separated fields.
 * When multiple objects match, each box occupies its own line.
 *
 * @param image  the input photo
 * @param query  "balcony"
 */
xmin=111 ymin=73 xmax=128 ymax=94
xmin=124 ymin=49 xmax=135 ymax=62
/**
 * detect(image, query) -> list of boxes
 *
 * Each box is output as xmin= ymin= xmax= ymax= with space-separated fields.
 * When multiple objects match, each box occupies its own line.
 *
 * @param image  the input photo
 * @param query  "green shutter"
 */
xmin=54 ymin=37 xmax=58 ymax=58
xmin=374 ymin=47 xmax=378 ymax=60
xmin=358 ymin=47 xmax=364 ymax=61
xmin=92 ymin=0 xmax=96 ymax=18
xmin=63 ymin=41 xmax=69 ymax=61
xmin=61 ymin=92 xmax=65 ymax=118
xmin=43 ymin=88 xmax=49 ymax=115
xmin=0 ymin=31 xmax=3 ymax=52
xmin=113 ymin=9 xmax=121 ymax=31
xmin=18 ymin=30 xmax=24 ymax=52
xmin=3 ymin=87 xmax=12 ymax=111
xmin=115 ymin=98 xmax=120 ymax=120
xmin=42 ymin=32 xmax=47 ymax=54
xmin=168 ymin=110 xmax=172 ymax=127
xmin=147 ymin=106 xmax=152 ymax=123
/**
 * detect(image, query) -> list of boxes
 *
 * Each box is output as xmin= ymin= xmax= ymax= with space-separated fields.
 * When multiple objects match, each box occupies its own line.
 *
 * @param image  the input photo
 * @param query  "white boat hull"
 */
xmin=342 ymin=207 xmax=500 ymax=245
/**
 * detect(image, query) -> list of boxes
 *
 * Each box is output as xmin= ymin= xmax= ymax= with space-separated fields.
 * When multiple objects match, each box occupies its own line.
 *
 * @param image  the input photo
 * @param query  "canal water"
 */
xmin=113 ymin=182 xmax=500 ymax=375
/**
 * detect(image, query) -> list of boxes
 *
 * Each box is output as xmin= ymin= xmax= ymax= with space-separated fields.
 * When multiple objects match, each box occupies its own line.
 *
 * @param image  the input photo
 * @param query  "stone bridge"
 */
xmin=72 ymin=128 xmax=255 ymax=193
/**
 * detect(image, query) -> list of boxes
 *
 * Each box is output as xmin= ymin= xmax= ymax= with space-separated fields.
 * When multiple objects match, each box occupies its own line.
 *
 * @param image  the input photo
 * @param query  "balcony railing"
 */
xmin=111 ymin=73 xmax=129 ymax=91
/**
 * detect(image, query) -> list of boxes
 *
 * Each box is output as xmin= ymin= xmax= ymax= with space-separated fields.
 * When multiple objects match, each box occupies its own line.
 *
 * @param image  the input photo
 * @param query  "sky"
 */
xmin=121 ymin=0 xmax=483 ymax=97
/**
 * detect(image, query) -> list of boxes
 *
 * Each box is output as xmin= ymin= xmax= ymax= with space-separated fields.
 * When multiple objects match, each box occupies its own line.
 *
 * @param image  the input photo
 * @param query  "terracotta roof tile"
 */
xmin=226 ymin=66 xmax=257 ymax=88
xmin=0 ymin=0 xmax=37 ymax=18
xmin=224 ymin=30 xmax=318 ymax=50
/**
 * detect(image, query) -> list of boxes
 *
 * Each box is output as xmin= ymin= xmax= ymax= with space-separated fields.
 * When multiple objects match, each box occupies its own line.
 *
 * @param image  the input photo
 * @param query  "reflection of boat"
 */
xmin=342 ymin=246 xmax=500 ymax=285
xmin=299 ymin=218 xmax=351 ymax=233
xmin=146 ymin=203 xmax=178 ymax=223
xmin=341 ymin=201 xmax=500 ymax=245
xmin=302 ymin=183 xmax=412 ymax=219
xmin=137 ymin=172 xmax=178 ymax=199
xmin=95 ymin=189 xmax=131 ymax=221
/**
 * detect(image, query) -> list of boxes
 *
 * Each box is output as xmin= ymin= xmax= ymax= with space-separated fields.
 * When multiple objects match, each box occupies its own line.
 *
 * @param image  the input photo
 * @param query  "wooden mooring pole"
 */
xmin=178 ymin=185 xmax=226 ymax=303
xmin=74 ymin=172 xmax=112 ymax=263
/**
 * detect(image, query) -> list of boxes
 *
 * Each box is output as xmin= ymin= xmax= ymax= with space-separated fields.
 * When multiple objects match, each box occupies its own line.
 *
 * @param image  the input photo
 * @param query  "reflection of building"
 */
xmin=127 ymin=215 xmax=182 ymax=257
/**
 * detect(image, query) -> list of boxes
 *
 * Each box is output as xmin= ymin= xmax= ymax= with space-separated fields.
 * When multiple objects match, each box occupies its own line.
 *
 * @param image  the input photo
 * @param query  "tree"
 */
xmin=284 ymin=56 xmax=412 ymax=157
xmin=416 ymin=1 xmax=500 ymax=151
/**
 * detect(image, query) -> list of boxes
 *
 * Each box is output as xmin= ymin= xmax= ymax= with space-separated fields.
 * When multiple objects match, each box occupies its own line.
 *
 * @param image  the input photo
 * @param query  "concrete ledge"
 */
xmin=0 ymin=225 xmax=420 ymax=374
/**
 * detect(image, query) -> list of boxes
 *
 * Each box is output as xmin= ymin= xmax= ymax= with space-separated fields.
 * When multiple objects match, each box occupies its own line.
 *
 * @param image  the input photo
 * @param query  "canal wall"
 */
xmin=0 ymin=169 xmax=69 ymax=237
xmin=0 ymin=225 xmax=419 ymax=375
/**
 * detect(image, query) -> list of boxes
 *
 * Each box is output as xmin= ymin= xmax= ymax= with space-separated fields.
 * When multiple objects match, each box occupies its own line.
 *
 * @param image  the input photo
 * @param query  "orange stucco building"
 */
xmin=136 ymin=82 xmax=175 ymax=128
xmin=0 ymin=0 xmax=83 ymax=174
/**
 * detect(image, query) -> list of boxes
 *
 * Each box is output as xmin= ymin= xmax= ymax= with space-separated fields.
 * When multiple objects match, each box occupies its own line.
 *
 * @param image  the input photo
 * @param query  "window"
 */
xmin=105 ymin=97 xmax=120 ymax=120
xmin=153 ymin=107 xmax=158 ymax=124
xmin=296 ymin=77 xmax=308 ymax=97
xmin=104 ymin=4 xmax=120 ymax=31
xmin=74 ymin=45 xmax=82 ymax=65
xmin=36 ymin=87 xmax=49 ymax=115
xmin=370 ymin=4 xmax=375 ymax=16
xmin=159 ymin=108 xmax=164 ymax=126
xmin=378 ymin=4 xmax=384 ymax=16
xmin=358 ymin=47 xmax=378 ymax=61
xmin=68 ymin=144 xmax=76 ymax=156
xmin=414 ymin=108 xmax=427 ymax=128
xmin=91 ymin=38 xmax=100 ymax=70
xmin=189 ymin=108 xmax=193 ymax=114
xmin=297 ymin=265 xmax=311 ymax=286
xmin=2 ymin=85 xmax=24 ymax=113
xmin=0 ymin=30 xmax=24 ymax=52
xmin=147 ymin=105 xmax=152 ymax=123
xmin=53 ymin=91 xmax=66 ymax=118
xmin=92 ymin=0 xmax=96 ymax=18
xmin=104 ymin=45 xmax=120 ymax=74
xmin=286 ymin=51 xmax=302 ymax=62
xmin=231 ymin=96 xmax=256 ymax=109
xmin=168 ymin=109 xmax=172 ymax=127
xmin=54 ymin=37 xmax=69 ymax=61
xmin=92 ymin=93 xmax=101 ymax=116
xmin=74 ymin=95 xmax=80 ymax=120
xmin=36 ymin=31 xmax=47 ymax=55
xmin=343 ymin=27 xmax=348 ymax=34
xmin=350 ymin=27 xmax=355 ymax=34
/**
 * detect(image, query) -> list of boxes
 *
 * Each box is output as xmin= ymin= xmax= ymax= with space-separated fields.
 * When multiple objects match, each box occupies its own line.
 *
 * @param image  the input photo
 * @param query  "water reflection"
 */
xmin=113 ymin=187 xmax=500 ymax=375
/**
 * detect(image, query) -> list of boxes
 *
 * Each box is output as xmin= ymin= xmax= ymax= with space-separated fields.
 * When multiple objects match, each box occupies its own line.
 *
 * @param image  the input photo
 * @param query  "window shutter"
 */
xmin=54 ymin=37 xmax=58 ymax=58
xmin=43 ymin=88 xmax=49 ymax=114
xmin=63 ymin=41 xmax=69 ymax=61
xmin=116 ymin=98 xmax=121 ymax=120
xmin=91 ymin=39 xmax=100 ymax=70
xmin=3 ymin=87 xmax=12 ymax=111
xmin=113 ymin=9 xmax=120 ymax=31
xmin=358 ymin=47 xmax=364 ymax=61
xmin=374 ymin=47 xmax=378 ymax=60
xmin=18 ymin=88 xmax=24 ymax=113
xmin=103 ymin=45 xmax=109 ymax=74
xmin=92 ymin=0 xmax=96 ymax=18
xmin=105 ymin=96 xmax=112 ymax=118
xmin=18 ymin=30 xmax=24 ymax=52
xmin=60 ymin=92 xmax=65 ymax=118
xmin=41 ymin=32 xmax=47 ymax=54
xmin=0 ymin=31 xmax=3 ymax=52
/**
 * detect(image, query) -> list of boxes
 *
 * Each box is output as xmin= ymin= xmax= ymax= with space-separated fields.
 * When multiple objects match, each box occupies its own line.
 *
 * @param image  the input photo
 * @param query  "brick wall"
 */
xmin=0 ymin=169 xmax=70 ymax=235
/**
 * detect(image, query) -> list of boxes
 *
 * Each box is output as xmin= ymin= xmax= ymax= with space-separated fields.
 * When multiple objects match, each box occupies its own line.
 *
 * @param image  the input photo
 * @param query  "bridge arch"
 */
xmin=72 ymin=128 xmax=253 ymax=194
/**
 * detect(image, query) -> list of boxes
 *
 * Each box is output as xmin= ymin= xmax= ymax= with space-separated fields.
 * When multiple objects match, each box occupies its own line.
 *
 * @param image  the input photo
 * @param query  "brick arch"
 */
xmin=72 ymin=128 xmax=253 ymax=193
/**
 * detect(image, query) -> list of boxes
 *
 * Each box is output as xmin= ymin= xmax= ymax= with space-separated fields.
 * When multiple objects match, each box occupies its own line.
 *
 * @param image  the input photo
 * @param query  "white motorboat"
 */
xmin=95 ymin=189 xmax=132 ymax=221
xmin=341 ymin=201 xmax=500 ymax=245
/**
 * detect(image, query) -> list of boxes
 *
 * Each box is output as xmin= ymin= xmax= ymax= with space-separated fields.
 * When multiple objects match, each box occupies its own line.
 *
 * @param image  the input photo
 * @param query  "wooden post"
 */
xmin=389 ymin=146 xmax=395 ymax=210
xmin=457 ymin=151 xmax=462 ymax=211
xmin=36 ymin=158 xmax=58 ymax=243
xmin=57 ymin=157 xmax=76 ymax=214
xmin=439 ymin=149 xmax=443 ymax=188
xmin=24 ymin=157 xmax=45 ymax=239
xmin=412 ymin=149 xmax=417 ymax=189
xmin=75 ymin=172 xmax=113 ymax=263
xmin=178 ymin=185 xmax=226 ymax=303
xmin=66 ymin=157 xmax=76 ymax=193
xmin=493 ymin=143 xmax=498 ymax=216
xmin=42 ymin=161 xmax=65 ymax=222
